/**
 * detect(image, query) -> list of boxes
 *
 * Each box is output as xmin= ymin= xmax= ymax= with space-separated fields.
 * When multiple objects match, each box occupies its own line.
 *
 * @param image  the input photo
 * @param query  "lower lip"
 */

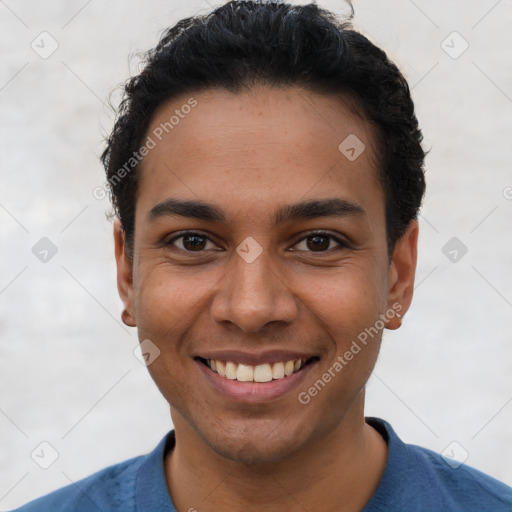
xmin=196 ymin=360 xmax=318 ymax=403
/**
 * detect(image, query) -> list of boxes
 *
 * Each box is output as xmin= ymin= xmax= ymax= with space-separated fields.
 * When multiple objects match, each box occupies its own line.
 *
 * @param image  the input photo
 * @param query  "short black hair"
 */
xmin=101 ymin=0 xmax=426 ymax=258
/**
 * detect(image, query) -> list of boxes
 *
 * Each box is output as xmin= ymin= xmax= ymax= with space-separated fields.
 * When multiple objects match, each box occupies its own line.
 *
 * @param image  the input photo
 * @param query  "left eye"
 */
xmin=292 ymin=232 xmax=345 ymax=252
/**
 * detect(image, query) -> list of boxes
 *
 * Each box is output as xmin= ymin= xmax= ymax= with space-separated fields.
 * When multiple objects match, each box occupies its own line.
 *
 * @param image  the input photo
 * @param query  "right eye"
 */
xmin=165 ymin=232 xmax=219 ymax=252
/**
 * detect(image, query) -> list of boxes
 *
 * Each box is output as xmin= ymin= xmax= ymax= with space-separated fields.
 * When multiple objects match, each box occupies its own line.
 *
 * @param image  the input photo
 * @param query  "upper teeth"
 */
xmin=208 ymin=359 xmax=305 ymax=382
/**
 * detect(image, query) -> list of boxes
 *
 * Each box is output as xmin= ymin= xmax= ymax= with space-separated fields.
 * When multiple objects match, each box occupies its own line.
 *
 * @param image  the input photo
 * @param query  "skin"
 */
xmin=114 ymin=85 xmax=418 ymax=511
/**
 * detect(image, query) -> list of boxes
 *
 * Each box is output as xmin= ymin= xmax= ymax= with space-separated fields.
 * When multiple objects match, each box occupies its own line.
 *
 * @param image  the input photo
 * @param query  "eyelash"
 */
xmin=164 ymin=230 xmax=351 ymax=253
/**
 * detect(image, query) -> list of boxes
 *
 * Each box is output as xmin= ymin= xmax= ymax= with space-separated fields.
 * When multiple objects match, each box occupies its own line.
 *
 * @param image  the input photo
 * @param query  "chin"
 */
xmin=199 ymin=417 xmax=314 ymax=465
xmin=213 ymin=435 xmax=302 ymax=465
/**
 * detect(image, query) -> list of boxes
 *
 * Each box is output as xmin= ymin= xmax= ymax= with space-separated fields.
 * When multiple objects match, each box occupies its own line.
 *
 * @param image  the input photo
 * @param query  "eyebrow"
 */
xmin=146 ymin=197 xmax=365 ymax=225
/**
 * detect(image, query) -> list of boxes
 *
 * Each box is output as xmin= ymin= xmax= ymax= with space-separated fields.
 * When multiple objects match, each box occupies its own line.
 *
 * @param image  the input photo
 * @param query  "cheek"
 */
xmin=294 ymin=262 xmax=387 ymax=394
xmin=296 ymin=262 xmax=387 ymax=339
xmin=131 ymin=267 xmax=218 ymax=408
xmin=132 ymin=265 xmax=217 ymax=345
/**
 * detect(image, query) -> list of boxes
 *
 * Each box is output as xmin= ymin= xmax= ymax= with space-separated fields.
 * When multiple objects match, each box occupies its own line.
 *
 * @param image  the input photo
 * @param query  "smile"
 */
xmin=197 ymin=357 xmax=318 ymax=383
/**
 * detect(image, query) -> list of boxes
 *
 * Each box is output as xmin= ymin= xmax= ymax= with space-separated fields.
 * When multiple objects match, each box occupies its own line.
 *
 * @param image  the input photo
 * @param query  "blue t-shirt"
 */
xmin=11 ymin=417 xmax=512 ymax=511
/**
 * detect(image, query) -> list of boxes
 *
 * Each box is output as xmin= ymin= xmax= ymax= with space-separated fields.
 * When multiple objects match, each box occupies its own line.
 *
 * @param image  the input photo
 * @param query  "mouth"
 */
xmin=195 ymin=356 xmax=320 ymax=383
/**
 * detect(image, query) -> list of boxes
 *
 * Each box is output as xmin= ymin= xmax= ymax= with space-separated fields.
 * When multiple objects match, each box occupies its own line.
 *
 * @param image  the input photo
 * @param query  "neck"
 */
xmin=165 ymin=396 xmax=388 ymax=512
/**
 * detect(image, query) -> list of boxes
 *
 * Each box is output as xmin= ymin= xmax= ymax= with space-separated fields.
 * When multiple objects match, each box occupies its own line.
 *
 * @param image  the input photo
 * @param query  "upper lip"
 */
xmin=193 ymin=350 xmax=318 ymax=366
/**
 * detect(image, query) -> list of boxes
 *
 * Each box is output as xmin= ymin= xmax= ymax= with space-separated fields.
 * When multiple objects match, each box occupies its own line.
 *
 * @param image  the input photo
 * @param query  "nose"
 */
xmin=210 ymin=249 xmax=299 ymax=334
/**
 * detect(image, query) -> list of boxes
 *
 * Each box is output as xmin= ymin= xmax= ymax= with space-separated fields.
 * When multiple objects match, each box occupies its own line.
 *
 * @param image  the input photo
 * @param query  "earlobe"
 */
xmin=386 ymin=310 xmax=402 ymax=331
xmin=113 ymin=219 xmax=136 ymax=327
xmin=121 ymin=308 xmax=136 ymax=327
xmin=385 ymin=220 xmax=419 ymax=331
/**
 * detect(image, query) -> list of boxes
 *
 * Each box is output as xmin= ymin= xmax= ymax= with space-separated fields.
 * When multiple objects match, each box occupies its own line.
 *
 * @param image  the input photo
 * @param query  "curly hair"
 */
xmin=101 ymin=0 xmax=426 ymax=258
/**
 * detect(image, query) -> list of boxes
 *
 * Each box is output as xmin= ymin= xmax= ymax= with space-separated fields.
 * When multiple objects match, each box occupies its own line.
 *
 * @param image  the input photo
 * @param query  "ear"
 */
xmin=385 ymin=219 xmax=419 ymax=330
xmin=113 ymin=218 xmax=136 ymax=327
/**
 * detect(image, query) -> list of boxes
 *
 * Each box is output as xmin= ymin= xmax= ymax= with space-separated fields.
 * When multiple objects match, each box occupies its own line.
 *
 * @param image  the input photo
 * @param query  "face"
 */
xmin=115 ymin=85 xmax=417 ymax=463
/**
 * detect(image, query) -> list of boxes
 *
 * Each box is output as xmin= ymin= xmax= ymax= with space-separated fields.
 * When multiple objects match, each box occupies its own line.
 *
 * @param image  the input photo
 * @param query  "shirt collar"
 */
xmin=134 ymin=417 xmax=403 ymax=511
xmin=136 ymin=430 xmax=177 ymax=512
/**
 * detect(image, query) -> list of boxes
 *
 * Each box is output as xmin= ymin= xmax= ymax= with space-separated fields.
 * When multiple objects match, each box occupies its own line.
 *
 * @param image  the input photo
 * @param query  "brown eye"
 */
xmin=292 ymin=232 xmax=346 ymax=252
xmin=306 ymin=234 xmax=331 ymax=251
xmin=182 ymin=234 xmax=207 ymax=251
xmin=166 ymin=232 xmax=216 ymax=252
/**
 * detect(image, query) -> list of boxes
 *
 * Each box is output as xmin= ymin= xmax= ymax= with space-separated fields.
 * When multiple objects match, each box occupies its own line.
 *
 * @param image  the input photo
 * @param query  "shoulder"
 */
xmin=365 ymin=417 xmax=512 ymax=512
xmin=9 ymin=453 xmax=146 ymax=512
xmin=408 ymin=442 xmax=512 ymax=510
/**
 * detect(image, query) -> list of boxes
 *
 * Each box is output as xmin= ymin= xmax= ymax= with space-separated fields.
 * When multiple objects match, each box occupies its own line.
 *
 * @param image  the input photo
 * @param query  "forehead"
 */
xmin=136 ymin=85 xmax=384 ymax=223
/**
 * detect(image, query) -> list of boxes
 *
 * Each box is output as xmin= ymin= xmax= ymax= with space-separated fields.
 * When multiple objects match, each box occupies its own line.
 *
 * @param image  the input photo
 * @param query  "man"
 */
xmin=13 ymin=1 xmax=512 ymax=511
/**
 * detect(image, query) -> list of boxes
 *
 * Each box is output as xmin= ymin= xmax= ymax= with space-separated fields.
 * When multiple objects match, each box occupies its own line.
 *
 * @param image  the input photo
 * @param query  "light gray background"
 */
xmin=1 ymin=0 xmax=511 ymax=509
